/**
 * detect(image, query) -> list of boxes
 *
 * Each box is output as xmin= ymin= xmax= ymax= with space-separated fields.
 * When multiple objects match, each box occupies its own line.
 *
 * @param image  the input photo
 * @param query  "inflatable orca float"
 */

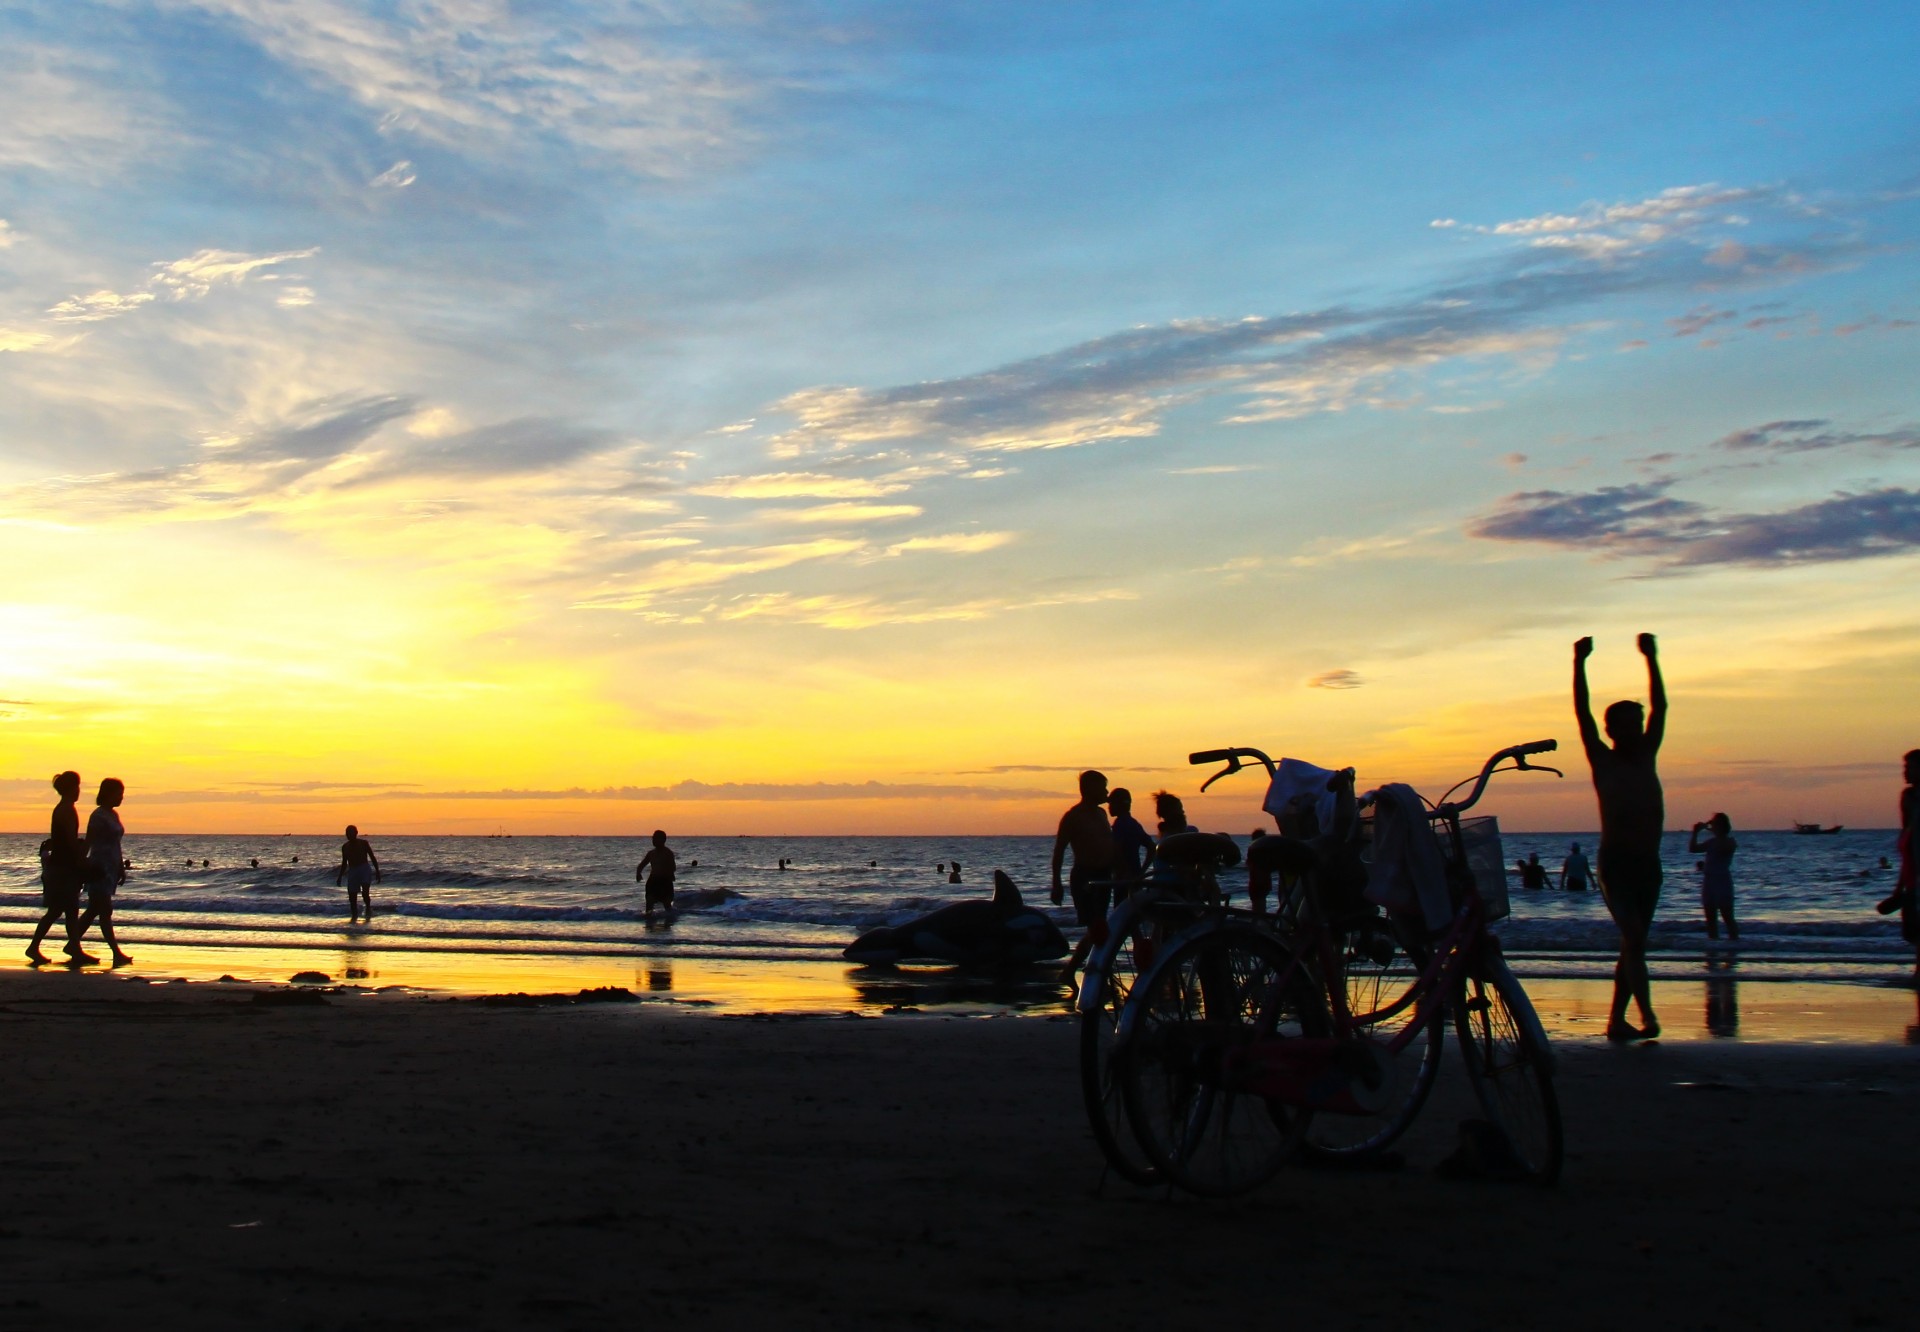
xmin=844 ymin=871 xmax=1068 ymax=966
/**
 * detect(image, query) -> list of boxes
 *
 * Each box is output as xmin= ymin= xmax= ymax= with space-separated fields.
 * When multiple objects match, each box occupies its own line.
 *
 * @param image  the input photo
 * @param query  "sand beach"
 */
xmin=3 ymin=966 xmax=1916 ymax=1329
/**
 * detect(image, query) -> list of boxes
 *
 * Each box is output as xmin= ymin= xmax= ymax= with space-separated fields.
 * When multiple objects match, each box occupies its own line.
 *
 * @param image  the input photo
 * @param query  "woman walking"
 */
xmin=1689 ymin=813 xmax=1739 ymax=941
xmin=27 ymin=771 xmax=87 ymax=965
xmin=70 ymin=778 xmax=132 ymax=967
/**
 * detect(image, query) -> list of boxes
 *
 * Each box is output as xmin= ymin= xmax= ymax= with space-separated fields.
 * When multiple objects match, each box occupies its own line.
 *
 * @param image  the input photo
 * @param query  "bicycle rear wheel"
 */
xmin=1454 ymin=953 xmax=1563 ymax=1184
xmin=1077 ymin=894 xmax=1167 ymax=1184
xmin=1117 ymin=925 xmax=1321 ymax=1197
xmin=1300 ymin=910 xmax=1443 ymax=1161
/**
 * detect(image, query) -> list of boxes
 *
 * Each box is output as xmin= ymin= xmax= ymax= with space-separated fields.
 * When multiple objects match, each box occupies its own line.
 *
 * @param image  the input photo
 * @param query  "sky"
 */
xmin=3 ymin=0 xmax=1918 ymax=835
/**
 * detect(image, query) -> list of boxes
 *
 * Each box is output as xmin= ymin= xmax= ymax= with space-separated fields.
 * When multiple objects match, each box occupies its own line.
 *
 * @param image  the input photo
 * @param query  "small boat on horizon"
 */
xmin=1791 ymin=821 xmax=1844 ymax=835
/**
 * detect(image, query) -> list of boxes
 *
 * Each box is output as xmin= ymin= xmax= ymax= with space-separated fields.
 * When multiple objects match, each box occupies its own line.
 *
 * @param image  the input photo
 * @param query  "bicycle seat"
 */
xmin=1153 ymin=831 xmax=1242 ymax=869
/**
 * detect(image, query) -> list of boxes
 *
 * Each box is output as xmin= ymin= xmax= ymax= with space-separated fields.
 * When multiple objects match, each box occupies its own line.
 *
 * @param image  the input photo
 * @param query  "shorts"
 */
xmin=42 ymin=867 xmax=81 ymax=914
xmin=1598 ymin=846 xmax=1662 ymax=933
xmin=645 ymin=878 xmax=675 ymax=907
xmin=1068 ymin=864 xmax=1114 ymax=929
xmin=1701 ymin=872 xmax=1733 ymax=911
xmin=347 ymin=865 xmax=374 ymax=890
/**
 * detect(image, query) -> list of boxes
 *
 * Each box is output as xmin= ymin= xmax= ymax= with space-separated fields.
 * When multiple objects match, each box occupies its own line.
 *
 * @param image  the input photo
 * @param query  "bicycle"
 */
xmin=1075 ymin=834 xmax=1242 ymax=1186
xmin=1111 ymin=740 xmax=1565 ymax=1196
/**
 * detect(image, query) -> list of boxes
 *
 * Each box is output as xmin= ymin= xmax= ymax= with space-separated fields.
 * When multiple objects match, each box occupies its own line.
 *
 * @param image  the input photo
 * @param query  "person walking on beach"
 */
xmin=1690 ymin=813 xmax=1739 ymax=941
xmin=1052 ymin=771 xmax=1115 ymax=976
xmin=337 ymin=825 xmax=382 ymax=923
xmin=638 ymin=830 xmax=677 ymax=918
xmin=27 ymin=771 xmax=87 ymax=965
xmin=69 ymin=778 xmax=131 ymax=967
xmin=1574 ymin=633 xmax=1667 ymax=1041
xmin=1560 ymin=842 xmax=1593 ymax=892
xmin=1878 ymin=750 xmax=1920 ymax=979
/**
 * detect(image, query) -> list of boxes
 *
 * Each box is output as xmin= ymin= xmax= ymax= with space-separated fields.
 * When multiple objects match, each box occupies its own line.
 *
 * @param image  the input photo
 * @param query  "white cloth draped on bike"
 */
xmin=1364 ymin=783 xmax=1452 ymax=931
xmin=1262 ymin=758 xmax=1341 ymax=834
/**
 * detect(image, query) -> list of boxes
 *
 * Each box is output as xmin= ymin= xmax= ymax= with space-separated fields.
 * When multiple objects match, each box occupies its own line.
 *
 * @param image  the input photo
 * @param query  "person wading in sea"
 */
xmin=1574 ymin=633 xmax=1667 ymax=1041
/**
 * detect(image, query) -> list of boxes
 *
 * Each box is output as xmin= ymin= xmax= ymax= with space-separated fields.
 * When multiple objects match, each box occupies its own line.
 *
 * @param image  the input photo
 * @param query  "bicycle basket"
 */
xmin=1438 ymin=815 xmax=1507 ymax=921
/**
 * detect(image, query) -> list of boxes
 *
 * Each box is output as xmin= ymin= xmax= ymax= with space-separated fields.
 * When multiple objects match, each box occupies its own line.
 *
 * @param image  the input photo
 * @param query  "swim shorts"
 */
xmin=645 ymin=877 xmax=675 ymax=907
xmin=347 ymin=864 xmax=375 ymax=890
xmin=1597 ymin=846 xmax=1662 ymax=932
xmin=1068 ymin=863 xmax=1114 ymax=929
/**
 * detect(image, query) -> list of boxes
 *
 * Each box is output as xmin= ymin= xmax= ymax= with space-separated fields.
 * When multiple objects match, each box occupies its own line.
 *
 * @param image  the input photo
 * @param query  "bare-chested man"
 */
xmin=1051 ymin=770 xmax=1116 ymax=973
xmin=1574 ymin=633 xmax=1667 ymax=1041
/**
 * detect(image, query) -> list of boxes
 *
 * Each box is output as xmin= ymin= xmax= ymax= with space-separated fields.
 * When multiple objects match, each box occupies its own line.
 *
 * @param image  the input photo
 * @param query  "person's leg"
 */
xmin=346 ymin=884 xmax=358 ymax=921
xmin=66 ymin=904 xmax=100 ymax=962
xmin=1703 ymin=900 xmax=1718 ymax=939
xmin=96 ymin=907 xmax=130 ymax=965
xmin=1724 ymin=903 xmax=1739 ymax=940
xmin=1629 ymin=901 xmax=1659 ymax=1034
xmin=27 ymin=904 xmax=63 ymax=960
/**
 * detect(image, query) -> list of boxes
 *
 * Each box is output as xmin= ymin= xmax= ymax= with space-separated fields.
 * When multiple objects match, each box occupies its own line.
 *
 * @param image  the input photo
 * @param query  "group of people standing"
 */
xmin=29 ymin=772 xmax=131 ymax=967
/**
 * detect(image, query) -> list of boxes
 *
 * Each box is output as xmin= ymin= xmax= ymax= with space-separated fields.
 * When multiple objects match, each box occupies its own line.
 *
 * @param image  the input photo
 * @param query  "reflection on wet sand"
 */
xmin=1705 ymin=953 xmax=1739 ymax=1038
xmin=647 ymin=962 xmax=673 ymax=993
xmin=848 ymin=965 xmax=1068 ymax=1013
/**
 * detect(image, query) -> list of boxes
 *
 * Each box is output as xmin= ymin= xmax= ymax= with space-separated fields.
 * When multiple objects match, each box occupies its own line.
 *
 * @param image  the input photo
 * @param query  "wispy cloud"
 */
xmin=47 ymin=247 xmax=317 ymax=323
xmin=1308 ymin=669 xmax=1365 ymax=690
xmin=1471 ymin=482 xmax=1920 ymax=569
xmin=761 ymin=184 xmax=1847 ymax=461
xmin=176 ymin=0 xmax=785 ymax=175
xmin=1714 ymin=419 xmax=1920 ymax=454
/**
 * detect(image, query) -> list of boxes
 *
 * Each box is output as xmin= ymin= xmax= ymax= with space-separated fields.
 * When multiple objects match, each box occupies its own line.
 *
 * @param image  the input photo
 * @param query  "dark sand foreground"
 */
xmin=3 ymin=973 xmax=1916 ymax=1330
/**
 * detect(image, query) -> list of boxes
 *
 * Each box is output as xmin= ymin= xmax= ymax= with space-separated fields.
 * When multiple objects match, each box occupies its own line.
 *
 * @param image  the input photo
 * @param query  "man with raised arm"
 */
xmin=1574 ymin=632 xmax=1667 ymax=1041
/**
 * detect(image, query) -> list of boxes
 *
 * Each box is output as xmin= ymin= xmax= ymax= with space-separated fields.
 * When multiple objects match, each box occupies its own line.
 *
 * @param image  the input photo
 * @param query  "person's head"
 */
xmin=96 ymin=777 xmax=124 ymax=807
xmin=1078 ymin=769 xmax=1109 ymax=802
xmin=1707 ymin=812 xmax=1732 ymax=837
xmin=52 ymin=771 xmax=80 ymax=801
xmin=1905 ymin=749 xmax=1920 ymax=786
xmin=1528 ymin=852 xmax=1540 ymax=865
xmin=1569 ymin=842 xmax=1581 ymax=853
xmin=1152 ymin=790 xmax=1184 ymax=825
xmin=652 ymin=829 xmax=667 ymax=846
xmin=1603 ymin=699 xmax=1645 ymax=748
xmin=1108 ymin=787 xmax=1132 ymax=815
xmin=345 ymin=824 xmax=359 ymax=839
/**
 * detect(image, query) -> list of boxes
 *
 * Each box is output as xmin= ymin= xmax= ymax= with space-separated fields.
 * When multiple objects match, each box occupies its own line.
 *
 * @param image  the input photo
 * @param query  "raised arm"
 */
xmin=1573 ymin=637 xmax=1602 ymax=759
xmin=1640 ymin=632 xmax=1667 ymax=753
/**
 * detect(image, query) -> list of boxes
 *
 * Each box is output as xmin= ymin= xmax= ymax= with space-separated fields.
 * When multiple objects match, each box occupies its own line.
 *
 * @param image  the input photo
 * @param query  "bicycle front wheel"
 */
xmin=1454 ymin=954 xmax=1563 ymax=1184
xmin=1300 ymin=911 xmax=1443 ymax=1162
xmin=1077 ymin=895 xmax=1167 ymax=1185
xmin=1117 ymin=925 xmax=1321 ymax=1197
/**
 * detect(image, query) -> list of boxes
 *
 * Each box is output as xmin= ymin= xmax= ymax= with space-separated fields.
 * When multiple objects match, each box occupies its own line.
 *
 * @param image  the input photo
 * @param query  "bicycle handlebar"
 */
xmin=1188 ymin=747 xmax=1277 ymax=792
xmin=1441 ymin=739 xmax=1560 ymax=814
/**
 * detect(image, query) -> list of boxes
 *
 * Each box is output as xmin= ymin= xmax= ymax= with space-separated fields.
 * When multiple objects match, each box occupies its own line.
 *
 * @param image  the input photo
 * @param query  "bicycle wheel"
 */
xmin=1300 ymin=910 xmax=1443 ymax=1161
xmin=1453 ymin=953 xmax=1563 ymax=1184
xmin=1117 ymin=925 xmax=1321 ymax=1197
xmin=1077 ymin=894 xmax=1166 ymax=1185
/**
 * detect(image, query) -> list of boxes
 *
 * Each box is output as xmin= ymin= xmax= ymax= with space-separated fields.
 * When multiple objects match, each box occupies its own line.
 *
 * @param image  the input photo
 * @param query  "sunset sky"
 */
xmin=3 ymin=1 xmax=1917 ymax=834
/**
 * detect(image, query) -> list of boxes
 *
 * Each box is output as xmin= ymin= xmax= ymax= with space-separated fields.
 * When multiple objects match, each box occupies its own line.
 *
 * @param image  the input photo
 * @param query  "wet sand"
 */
xmin=2 ymin=971 xmax=1917 ymax=1328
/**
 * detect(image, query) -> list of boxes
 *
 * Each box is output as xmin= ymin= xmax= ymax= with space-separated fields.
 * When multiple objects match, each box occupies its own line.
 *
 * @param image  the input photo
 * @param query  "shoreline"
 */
xmin=8 ymin=941 xmax=1918 ymax=1042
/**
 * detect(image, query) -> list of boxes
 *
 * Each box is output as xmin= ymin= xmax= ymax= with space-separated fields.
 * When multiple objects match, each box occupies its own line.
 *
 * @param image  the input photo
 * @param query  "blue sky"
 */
xmin=2 ymin=1 xmax=1918 ymax=831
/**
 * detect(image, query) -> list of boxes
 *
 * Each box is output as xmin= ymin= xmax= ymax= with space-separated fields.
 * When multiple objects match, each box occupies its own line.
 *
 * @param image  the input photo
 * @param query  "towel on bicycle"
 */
xmin=1262 ymin=757 xmax=1342 ymax=835
xmin=1365 ymin=782 xmax=1453 ymax=932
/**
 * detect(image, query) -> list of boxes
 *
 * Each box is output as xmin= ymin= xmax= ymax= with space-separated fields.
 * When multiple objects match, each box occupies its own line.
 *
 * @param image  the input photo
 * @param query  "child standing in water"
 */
xmin=1689 ymin=813 xmax=1739 ymax=941
xmin=638 ymin=830 xmax=677 ymax=918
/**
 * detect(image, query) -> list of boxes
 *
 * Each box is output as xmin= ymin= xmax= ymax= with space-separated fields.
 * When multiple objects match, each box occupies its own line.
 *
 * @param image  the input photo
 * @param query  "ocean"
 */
xmin=1 ymin=827 xmax=1908 ymax=991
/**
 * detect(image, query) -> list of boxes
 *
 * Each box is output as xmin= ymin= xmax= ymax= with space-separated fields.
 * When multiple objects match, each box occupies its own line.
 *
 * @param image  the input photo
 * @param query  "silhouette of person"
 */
xmin=1052 ymin=770 xmax=1116 ymax=975
xmin=337 ymin=825 xmax=382 ymax=922
xmin=948 ymin=860 xmax=962 ymax=884
xmin=1107 ymin=788 xmax=1155 ymax=905
xmin=1690 ymin=813 xmax=1739 ymax=941
xmin=69 ymin=778 xmax=131 ymax=967
xmin=1560 ymin=842 xmax=1592 ymax=892
xmin=27 ymin=772 xmax=86 ymax=965
xmin=1574 ymin=633 xmax=1666 ymax=1040
xmin=1879 ymin=750 xmax=1920 ymax=980
xmin=638 ymin=830 xmax=677 ymax=918
xmin=250 ymin=858 xmax=259 ymax=869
